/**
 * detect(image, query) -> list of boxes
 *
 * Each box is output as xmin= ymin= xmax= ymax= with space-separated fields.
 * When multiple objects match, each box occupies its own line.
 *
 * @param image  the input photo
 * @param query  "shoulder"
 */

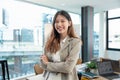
xmin=69 ymin=37 xmax=82 ymax=45
xmin=70 ymin=37 xmax=81 ymax=43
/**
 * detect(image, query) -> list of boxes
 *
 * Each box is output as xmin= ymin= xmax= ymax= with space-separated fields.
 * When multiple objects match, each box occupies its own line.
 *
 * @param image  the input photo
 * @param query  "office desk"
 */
xmin=81 ymin=76 xmax=108 ymax=80
xmin=76 ymin=63 xmax=108 ymax=80
xmin=76 ymin=63 xmax=120 ymax=80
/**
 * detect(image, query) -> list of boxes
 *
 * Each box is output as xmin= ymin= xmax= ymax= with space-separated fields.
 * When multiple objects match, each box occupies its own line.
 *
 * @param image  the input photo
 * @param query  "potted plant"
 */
xmin=86 ymin=61 xmax=97 ymax=73
xmin=87 ymin=61 xmax=97 ymax=69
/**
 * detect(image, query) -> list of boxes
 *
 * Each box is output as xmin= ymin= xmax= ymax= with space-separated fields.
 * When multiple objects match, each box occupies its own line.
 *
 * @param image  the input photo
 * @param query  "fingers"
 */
xmin=41 ymin=55 xmax=47 ymax=59
xmin=40 ymin=55 xmax=48 ymax=65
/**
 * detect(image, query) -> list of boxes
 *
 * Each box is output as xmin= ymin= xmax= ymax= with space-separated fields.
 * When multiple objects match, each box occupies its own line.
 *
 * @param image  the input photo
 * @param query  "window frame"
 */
xmin=106 ymin=11 xmax=120 ymax=51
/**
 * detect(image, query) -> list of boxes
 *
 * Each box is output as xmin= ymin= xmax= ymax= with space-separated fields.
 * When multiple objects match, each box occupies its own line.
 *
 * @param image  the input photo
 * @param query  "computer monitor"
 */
xmin=101 ymin=58 xmax=120 ymax=72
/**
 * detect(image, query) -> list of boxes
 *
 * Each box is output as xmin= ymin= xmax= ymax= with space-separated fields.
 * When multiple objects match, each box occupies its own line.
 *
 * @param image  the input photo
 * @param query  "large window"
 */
xmin=107 ymin=8 xmax=120 ymax=51
xmin=93 ymin=13 xmax=100 ymax=57
xmin=0 ymin=0 xmax=81 ymax=79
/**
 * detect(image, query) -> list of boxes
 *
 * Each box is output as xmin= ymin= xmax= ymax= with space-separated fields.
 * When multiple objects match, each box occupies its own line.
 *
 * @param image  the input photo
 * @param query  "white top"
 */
xmin=27 ymin=74 xmax=44 ymax=80
xmin=47 ymin=36 xmax=67 ymax=80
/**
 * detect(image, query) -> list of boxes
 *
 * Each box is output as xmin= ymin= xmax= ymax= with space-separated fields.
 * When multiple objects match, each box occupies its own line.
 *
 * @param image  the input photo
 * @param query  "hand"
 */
xmin=41 ymin=55 xmax=49 ymax=65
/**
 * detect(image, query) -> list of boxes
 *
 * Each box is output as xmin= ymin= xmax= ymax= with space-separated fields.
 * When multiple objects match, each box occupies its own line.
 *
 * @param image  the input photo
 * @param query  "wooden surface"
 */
xmin=81 ymin=76 xmax=108 ymax=80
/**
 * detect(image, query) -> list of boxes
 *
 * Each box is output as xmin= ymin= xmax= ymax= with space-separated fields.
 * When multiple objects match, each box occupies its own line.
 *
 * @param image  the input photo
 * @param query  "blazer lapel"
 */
xmin=59 ymin=37 xmax=72 ymax=60
xmin=60 ymin=37 xmax=71 ymax=52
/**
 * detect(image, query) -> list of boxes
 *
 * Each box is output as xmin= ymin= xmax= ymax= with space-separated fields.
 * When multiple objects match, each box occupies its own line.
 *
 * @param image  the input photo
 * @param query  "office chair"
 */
xmin=34 ymin=64 xmax=44 ymax=75
xmin=76 ymin=59 xmax=82 ymax=65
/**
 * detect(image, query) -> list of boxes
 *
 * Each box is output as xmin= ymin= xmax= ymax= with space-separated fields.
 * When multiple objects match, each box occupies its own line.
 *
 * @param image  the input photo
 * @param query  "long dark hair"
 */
xmin=45 ymin=10 xmax=78 ymax=53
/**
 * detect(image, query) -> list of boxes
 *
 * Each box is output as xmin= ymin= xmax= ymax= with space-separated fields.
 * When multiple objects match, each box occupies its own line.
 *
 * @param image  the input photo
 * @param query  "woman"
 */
xmin=40 ymin=10 xmax=82 ymax=80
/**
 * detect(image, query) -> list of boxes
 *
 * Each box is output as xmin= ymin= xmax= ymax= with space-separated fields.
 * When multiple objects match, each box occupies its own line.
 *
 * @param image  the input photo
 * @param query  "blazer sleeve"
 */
xmin=40 ymin=59 xmax=47 ymax=70
xmin=40 ymin=48 xmax=47 ymax=70
xmin=45 ymin=38 xmax=81 ymax=73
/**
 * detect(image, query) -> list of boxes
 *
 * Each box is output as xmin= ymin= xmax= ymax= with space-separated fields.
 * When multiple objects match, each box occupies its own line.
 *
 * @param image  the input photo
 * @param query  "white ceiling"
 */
xmin=22 ymin=0 xmax=120 ymax=14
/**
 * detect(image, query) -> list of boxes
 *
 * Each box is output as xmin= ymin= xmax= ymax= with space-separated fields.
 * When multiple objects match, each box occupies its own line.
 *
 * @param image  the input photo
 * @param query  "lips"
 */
xmin=57 ymin=27 xmax=64 ymax=32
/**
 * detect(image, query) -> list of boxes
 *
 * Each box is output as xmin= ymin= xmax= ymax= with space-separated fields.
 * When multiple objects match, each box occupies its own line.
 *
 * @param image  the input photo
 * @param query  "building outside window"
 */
xmin=93 ymin=13 xmax=100 ymax=58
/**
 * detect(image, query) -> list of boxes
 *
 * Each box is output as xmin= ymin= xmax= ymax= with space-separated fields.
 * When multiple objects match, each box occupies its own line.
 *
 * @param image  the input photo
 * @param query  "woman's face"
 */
xmin=54 ymin=15 xmax=71 ymax=37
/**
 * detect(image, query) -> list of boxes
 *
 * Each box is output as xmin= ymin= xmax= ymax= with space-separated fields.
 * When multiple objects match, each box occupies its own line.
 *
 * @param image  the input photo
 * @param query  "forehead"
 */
xmin=56 ymin=15 xmax=67 ymax=20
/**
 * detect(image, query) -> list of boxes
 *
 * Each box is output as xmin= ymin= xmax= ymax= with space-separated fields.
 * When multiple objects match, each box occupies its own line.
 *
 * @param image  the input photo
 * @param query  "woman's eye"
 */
xmin=55 ymin=20 xmax=66 ymax=23
xmin=61 ymin=20 xmax=65 ymax=23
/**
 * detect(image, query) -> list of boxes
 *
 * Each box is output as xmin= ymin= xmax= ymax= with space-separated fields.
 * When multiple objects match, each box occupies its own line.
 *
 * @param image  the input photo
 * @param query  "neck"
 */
xmin=60 ymin=34 xmax=67 ymax=41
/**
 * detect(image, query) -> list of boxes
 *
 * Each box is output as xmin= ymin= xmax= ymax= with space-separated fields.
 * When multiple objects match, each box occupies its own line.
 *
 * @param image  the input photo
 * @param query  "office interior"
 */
xmin=0 ymin=0 xmax=120 ymax=79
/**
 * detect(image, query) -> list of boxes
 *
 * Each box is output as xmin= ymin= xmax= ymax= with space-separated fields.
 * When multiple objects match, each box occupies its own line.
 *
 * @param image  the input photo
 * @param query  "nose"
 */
xmin=57 ymin=22 xmax=62 ymax=26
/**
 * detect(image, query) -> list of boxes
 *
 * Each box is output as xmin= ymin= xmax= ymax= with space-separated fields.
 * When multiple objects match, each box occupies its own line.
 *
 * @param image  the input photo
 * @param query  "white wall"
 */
xmin=107 ymin=50 xmax=120 ymax=60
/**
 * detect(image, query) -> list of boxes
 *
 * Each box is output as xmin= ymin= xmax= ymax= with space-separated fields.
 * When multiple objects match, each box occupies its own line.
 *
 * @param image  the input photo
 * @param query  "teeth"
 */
xmin=59 ymin=27 xmax=62 ymax=29
xmin=59 ymin=28 xmax=62 ymax=30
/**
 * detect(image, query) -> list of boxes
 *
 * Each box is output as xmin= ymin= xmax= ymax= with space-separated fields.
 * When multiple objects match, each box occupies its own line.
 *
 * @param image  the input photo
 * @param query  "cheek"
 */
xmin=54 ymin=25 xmax=57 ymax=30
xmin=65 ymin=25 xmax=69 ymax=30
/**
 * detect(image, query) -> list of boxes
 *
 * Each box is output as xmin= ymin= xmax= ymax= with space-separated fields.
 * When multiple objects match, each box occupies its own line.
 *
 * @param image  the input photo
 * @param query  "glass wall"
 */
xmin=0 ymin=0 xmax=81 ymax=79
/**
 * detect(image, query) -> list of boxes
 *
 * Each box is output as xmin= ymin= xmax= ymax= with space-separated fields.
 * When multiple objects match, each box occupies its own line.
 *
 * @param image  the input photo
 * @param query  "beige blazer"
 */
xmin=41 ymin=37 xmax=81 ymax=80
